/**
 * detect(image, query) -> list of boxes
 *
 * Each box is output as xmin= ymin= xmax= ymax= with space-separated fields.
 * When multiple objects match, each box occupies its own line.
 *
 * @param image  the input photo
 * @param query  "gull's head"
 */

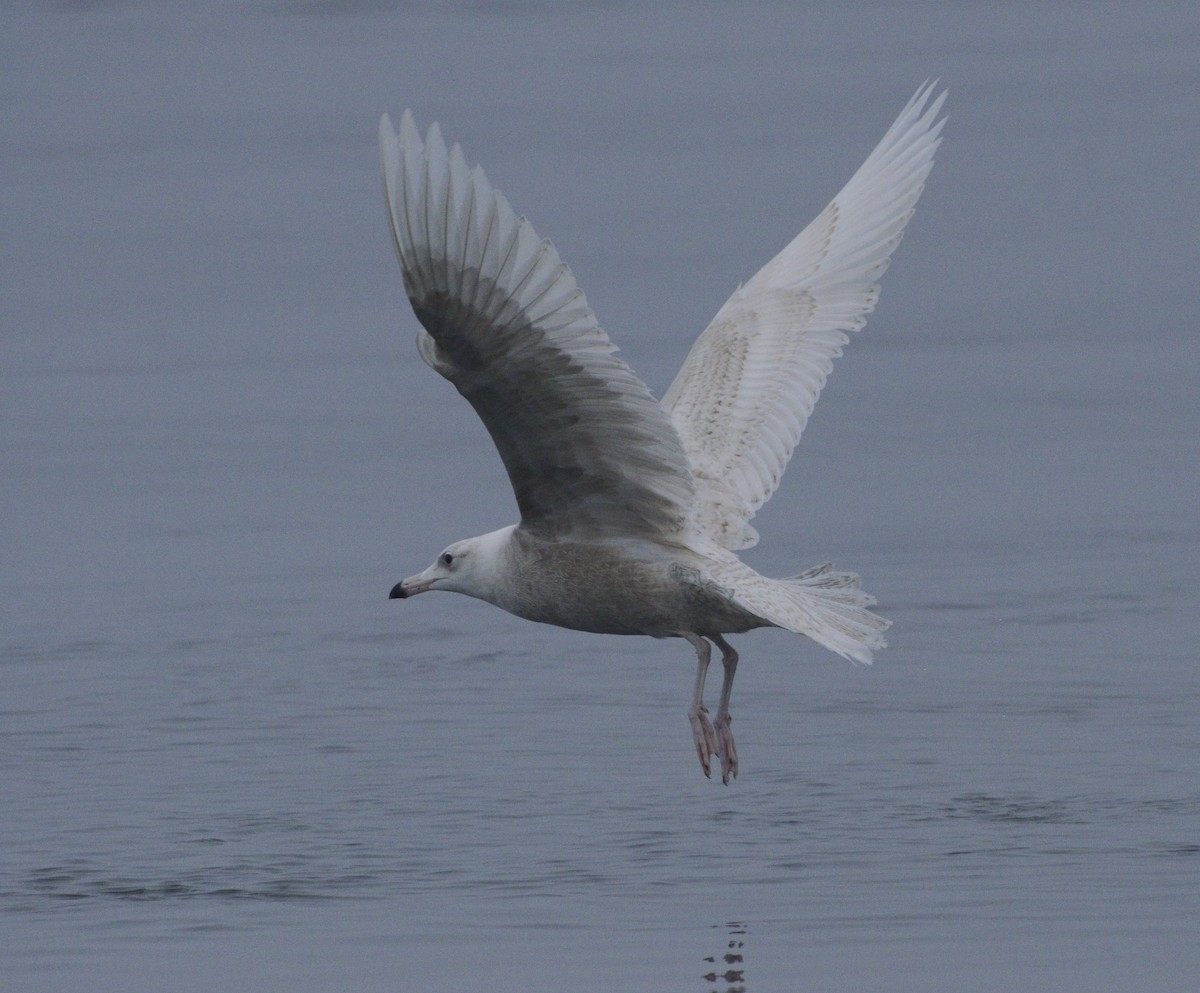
xmin=389 ymin=526 xmax=514 ymax=603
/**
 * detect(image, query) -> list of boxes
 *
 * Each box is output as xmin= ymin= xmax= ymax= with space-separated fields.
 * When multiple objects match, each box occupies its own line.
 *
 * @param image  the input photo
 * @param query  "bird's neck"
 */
xmin=461 ymin=524 xmax=517 ymax=605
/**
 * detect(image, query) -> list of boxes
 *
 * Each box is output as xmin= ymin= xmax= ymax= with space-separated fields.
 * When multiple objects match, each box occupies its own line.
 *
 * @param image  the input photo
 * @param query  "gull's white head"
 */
xmin=389 ymin=525 xmax=514 ymax=604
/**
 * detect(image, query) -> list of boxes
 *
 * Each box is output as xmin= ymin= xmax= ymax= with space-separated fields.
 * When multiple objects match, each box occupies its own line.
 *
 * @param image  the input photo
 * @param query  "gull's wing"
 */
xmin=662 ymin=83 xmax=946 ymax=549
xmin=380 ymin=112 xmax=694 ymax=542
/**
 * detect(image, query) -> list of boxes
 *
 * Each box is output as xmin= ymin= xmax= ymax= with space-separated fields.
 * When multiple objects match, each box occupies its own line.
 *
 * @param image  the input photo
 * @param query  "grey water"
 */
xmin=3 ymin=2 xmax=1198 ymax=990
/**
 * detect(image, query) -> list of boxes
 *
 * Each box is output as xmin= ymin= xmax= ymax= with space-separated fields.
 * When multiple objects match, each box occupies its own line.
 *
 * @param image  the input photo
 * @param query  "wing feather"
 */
xmin=663 ymin=82 xmax=946 ymax=549
xmin=380 ymin=112 xmax=694 ymax=541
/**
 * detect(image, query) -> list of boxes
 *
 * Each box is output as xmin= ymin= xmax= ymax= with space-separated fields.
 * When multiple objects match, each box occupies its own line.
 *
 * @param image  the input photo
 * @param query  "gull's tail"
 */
xmin=776 ymin=563 xmax=890 ymax=663
xmin=713 ymin=559 xmax=890 ymax=664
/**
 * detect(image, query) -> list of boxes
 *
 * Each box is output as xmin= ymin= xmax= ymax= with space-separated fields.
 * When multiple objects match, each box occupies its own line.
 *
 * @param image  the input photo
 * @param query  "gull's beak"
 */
xmin=389 ymin=568 xmax=436 ymax=599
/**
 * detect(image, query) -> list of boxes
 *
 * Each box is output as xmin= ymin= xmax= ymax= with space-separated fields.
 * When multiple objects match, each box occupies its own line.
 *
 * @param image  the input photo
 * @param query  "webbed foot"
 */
xmin=713 ymin=713 xmax=738 ymax=784
xmin=688 ymin=705 xmax=718 ymax=778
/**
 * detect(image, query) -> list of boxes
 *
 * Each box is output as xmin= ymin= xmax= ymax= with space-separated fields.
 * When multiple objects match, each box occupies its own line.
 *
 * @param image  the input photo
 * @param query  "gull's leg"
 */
xmin=681 ymin=632 xmax=717 ymax=778
xmin=712 ymin=634 xmax=739 ymax=784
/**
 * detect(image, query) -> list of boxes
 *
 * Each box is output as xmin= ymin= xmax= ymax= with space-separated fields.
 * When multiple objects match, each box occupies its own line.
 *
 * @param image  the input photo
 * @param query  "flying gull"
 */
xmin=380 ymin=84 xmax=946 ymax=783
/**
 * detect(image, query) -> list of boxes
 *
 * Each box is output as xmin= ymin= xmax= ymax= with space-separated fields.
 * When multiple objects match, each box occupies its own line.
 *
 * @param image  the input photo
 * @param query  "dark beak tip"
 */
xmin=388 ymin=581 xmax=407 ymax=600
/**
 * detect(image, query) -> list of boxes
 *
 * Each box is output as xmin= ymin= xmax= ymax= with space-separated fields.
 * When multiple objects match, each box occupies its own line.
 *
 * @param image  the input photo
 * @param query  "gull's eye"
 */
xmin=440 ymin=552 xmax=454 ymax=567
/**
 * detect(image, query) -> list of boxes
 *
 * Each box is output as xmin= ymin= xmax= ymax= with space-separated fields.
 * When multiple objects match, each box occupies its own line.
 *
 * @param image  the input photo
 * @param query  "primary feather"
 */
xmin=380 ymin=111 xmax=695 ymax=542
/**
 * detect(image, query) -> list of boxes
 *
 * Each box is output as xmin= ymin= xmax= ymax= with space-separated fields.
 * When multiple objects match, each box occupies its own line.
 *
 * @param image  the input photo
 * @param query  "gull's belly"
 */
xmin=496 ymin=536 xmax=767 ymax=637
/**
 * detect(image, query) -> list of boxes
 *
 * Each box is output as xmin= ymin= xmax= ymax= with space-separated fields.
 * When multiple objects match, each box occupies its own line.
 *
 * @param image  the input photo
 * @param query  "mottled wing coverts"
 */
xmin=663 ymin=82 xmax=946 ymax=549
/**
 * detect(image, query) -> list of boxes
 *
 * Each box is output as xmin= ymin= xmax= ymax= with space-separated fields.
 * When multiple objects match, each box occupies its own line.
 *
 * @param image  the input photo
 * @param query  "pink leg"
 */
xmin=712 ymin=634 xmax=739 ymax=784
xmin=681 ymin=632 xmax=717 ymax=778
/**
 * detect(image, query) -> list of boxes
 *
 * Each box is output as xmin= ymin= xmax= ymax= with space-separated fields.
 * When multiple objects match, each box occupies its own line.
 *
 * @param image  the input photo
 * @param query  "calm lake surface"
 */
xmin=3 ymin=2 xmax=1198 ymax=990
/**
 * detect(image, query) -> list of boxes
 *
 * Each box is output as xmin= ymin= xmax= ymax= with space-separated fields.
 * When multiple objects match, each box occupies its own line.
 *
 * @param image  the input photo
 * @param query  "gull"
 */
xmin=380 ymin=83 xmax=945 ymax=783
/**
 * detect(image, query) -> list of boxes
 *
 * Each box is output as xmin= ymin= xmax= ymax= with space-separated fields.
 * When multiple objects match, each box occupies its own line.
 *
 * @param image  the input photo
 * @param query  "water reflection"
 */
xmin=702 ymin=921 xmax=747 ymax=992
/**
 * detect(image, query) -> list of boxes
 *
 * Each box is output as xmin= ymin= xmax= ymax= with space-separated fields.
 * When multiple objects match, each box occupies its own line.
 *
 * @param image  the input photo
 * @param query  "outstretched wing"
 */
xmin=380 ymin=112 xmax=694 ymax=542
xmin=662 ymin=83 xmax=946 ymax=549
